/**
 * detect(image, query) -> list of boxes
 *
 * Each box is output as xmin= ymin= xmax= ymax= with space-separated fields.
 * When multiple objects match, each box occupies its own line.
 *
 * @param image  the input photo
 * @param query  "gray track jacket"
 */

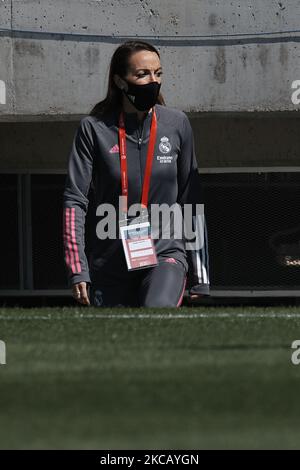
xmin=63 ymin=103 xmax=210 ymax=295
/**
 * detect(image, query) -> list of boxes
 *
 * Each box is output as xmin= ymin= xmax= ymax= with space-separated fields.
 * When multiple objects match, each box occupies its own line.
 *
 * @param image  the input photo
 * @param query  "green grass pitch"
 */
xmin=1 ymin=305 xmax=300 ymax=449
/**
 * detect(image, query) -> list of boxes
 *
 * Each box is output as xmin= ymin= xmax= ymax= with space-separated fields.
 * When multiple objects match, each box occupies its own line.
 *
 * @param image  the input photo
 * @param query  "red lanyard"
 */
xmin=118 ymin=108 xmax=157 ymax=216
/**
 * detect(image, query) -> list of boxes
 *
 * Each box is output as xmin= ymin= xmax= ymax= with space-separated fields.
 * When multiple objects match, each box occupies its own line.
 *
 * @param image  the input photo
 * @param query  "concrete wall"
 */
xmin=1 ymin=0 xmax=300 ymax=118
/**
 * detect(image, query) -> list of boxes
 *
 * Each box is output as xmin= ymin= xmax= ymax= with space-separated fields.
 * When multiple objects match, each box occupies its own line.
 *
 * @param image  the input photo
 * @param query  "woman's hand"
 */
xmin=72 ymin=282 xmax=90 ymax=305
xmin=190 ymin=294 xmax=201 ymax=299
xmin=188 ymin=293 xmax=205 ymax=302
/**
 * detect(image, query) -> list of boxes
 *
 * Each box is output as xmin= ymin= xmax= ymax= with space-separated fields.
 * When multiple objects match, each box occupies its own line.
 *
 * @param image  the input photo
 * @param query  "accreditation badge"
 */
xmin=119 ymin=213 xmax=158 ymax=271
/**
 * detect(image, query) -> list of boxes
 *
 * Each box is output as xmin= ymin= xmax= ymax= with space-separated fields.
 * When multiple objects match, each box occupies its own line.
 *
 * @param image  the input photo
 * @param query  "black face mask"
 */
xmin=122 ymin=81 xmax=161 ymax=111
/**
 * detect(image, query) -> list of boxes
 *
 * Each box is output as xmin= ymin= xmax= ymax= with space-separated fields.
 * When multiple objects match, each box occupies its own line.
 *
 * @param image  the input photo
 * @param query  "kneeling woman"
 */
xmin=63 ymin=40 xmax=209 ymax=307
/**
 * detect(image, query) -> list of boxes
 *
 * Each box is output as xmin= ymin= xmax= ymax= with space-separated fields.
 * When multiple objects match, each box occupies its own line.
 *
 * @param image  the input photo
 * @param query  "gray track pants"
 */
xmin=89 ymin=256 xmax=187 ymax=308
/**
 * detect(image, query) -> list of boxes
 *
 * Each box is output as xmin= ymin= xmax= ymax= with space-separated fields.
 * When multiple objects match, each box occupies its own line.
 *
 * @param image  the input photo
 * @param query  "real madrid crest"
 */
xmin=159 ymin=136 xmax=172 ymax=154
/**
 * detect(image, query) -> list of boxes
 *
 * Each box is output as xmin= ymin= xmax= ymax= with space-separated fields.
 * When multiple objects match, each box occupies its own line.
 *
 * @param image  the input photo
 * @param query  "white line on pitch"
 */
xmin=1 ymin=312 xmax=300 ymax=320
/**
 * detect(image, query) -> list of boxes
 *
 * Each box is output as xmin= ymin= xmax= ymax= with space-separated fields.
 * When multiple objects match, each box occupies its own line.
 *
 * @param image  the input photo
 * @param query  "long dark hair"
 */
xmin=89 ymin=40 xmax=166 ymax=117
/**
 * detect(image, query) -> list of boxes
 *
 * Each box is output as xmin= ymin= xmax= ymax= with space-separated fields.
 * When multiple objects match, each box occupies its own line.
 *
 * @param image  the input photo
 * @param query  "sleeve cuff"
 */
xmin=68 ymin=272 xmax=91 ymax=288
